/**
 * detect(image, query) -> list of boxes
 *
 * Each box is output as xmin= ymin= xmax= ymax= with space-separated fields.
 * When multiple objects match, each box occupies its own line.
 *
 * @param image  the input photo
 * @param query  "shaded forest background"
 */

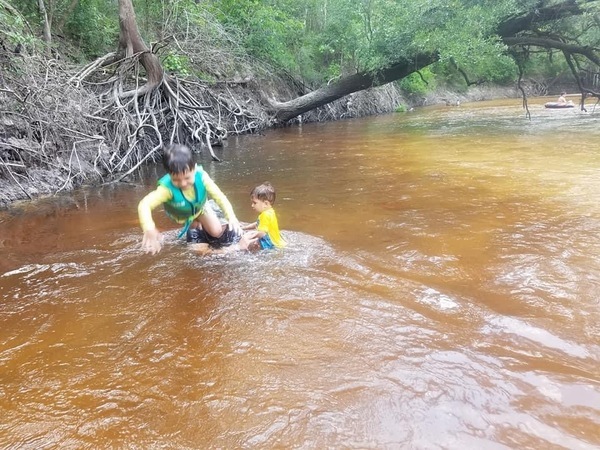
xmin=1 ymin=0 xmax=599 ymax=206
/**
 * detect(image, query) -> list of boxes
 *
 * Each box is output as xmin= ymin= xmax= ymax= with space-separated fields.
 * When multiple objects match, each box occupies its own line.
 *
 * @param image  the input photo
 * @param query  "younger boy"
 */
xmin=138 ymin=144 xmax=242 ymax=254
xmin=242 ymin=182 xmax=286 ymax=249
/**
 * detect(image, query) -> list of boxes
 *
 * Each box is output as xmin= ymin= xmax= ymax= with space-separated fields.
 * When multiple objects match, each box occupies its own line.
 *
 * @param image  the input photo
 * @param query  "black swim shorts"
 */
xmin=186 ymin=227 xmax=241 ymax=248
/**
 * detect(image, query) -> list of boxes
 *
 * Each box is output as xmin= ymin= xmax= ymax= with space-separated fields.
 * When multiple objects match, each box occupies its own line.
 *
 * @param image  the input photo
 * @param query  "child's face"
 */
xmin=170 ymin=169 xmax=195 ymax=190
xmin=250 ymin=196 xmax=271 ymax=214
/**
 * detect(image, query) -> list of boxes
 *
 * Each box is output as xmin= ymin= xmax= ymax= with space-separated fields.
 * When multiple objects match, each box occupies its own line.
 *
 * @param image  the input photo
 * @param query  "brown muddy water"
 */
xmin=1 ymin=98 xmax=599 ymax=449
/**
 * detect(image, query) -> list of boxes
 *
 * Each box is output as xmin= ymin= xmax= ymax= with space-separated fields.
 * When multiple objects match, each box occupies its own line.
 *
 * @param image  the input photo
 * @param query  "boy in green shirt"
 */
xmin=138 ymin=144 xmax=242 ymax=254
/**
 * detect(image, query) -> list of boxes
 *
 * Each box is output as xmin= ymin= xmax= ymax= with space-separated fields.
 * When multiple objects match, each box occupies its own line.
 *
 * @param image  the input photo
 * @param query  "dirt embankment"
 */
xmin=0 ymin=52 xmax=519 ymax=209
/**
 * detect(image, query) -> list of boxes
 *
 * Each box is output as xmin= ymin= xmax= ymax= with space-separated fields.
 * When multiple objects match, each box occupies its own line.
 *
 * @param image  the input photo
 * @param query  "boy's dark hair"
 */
xmin=162 ymin=144 xmax=195 ymax=174
xmin=251 ymin=182 xmax=276 ymax=204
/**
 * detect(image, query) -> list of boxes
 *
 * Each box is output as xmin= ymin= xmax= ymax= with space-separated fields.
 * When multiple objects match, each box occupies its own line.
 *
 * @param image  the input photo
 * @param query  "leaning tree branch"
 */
xmin=268 ymin=53 xmax=437 ymax=122
xmin=505 ymin=36 xmax=600 ymax=106
xmin=511 ymin=49 xmax=531 ymax=119
xmin=449 ymin=58 xmax=487 ymax=86
xmin=502 ymin=36 xmax=600 ymax=66
xmin=268 ymin=0 xmax=595 ymax=122
xmin=496 ymin=0 xmax=593 ymax=37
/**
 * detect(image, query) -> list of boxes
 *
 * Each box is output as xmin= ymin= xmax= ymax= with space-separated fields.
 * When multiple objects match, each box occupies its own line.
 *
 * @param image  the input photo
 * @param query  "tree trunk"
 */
xmin=271 ymin=54 xmax=436 ymax=122
xmin=37 ymin=0 xmax=52 ymax=49
xmin=118 ymin=0 xmax=163 ymax=88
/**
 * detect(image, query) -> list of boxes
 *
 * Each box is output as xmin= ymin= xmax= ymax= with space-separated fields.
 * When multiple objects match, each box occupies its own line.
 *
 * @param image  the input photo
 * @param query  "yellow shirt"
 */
xmin=138 ymin=169 xmax=235 ymax=231
xmin=257 ymin=207 xmax=286 ymax=248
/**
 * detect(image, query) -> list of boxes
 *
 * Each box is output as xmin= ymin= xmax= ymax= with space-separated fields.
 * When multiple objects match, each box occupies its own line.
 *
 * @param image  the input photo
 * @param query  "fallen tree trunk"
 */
xmin=270 ymin=54 xmax=437 ymax=122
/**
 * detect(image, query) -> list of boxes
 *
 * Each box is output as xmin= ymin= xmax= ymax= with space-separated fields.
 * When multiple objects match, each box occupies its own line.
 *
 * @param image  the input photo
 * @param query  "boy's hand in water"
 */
xmin=142 ymin=228 xmax=163 ymax=254
xmin=238 ymin=231 xmax=259 ymax=250
xmin=227 ymin=217 xmax=243 ymax=236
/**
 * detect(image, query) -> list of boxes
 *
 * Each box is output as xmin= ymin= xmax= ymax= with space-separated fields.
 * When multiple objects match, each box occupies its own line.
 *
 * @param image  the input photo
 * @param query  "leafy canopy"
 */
xmin=6 ymin=0 xmax=600 ymax=88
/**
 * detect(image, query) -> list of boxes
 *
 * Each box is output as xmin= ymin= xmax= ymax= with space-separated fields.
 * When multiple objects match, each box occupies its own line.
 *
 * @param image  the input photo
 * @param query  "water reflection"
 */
xmin=1 ymin=99 xmax=599 ymax=448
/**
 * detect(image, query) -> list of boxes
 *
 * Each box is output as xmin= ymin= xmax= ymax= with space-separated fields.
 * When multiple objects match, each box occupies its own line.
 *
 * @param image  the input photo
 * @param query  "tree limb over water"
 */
xmin=268 ymin=54 xmax=437 ymax=122
xmin=269 ymin=0 xmax=600 ymax=122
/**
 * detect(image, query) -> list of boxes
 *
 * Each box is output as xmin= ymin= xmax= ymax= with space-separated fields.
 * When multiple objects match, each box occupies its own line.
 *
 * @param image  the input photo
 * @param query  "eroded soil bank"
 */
xmin=0 ymin=51 xmax=519 ymax=208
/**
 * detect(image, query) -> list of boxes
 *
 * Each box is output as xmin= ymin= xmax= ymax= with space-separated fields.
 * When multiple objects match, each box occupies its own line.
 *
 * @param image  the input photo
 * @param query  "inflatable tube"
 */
xmin=545 ymin=102 xmax=574 ymax=109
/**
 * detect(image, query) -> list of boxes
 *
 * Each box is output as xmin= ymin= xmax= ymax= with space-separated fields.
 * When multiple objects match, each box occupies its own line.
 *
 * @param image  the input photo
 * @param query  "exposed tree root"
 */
xmin=0 ymin=53 xmax=109 ymax=206
xmin=0 ymin=47 xmax=272 ymax=206
xmin=69 ymin=51 xmax=267 ymax=180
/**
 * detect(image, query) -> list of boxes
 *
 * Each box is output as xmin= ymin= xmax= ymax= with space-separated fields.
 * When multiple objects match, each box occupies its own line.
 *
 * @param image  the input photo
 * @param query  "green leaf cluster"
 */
xmin=163 ymin=52 xmax=190 ymax=77
xmin=399 ymin=67 xmax=436 ymax=95
xmin=5 ymin=0 xmax=600 ymax=93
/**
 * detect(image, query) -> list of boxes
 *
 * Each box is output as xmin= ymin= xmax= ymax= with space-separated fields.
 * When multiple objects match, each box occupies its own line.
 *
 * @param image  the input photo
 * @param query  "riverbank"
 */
xmin=0 ymin=53 xmax=519 ymax=208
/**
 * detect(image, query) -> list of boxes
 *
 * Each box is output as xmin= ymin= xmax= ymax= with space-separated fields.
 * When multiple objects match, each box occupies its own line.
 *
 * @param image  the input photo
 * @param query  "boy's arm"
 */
xmin=255 ymin=213 xmax=270 ymax=238
xmin=138 ymin=186 xmax=171 ymax=231
xmin=202 ymin=171 xmax=241 ymax=232
xmin=138 ymin=186 xmax=171 ymax=254
xmin=242 ymin=222 xmax=257 ymax=231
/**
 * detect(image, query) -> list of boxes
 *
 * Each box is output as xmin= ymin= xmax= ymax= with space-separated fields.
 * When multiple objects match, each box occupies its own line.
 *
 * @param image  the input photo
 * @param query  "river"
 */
xmin=1 ymin=98 xmax=599 ymax=449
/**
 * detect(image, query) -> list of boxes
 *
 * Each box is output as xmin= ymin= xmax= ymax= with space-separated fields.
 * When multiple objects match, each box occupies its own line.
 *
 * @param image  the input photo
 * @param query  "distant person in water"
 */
xmin=137 ymin=143 xmax=243 ymax=254
xmin=557 ymin=92 xmax=573 ymax=105
xmin=557 ymin=91 xmax=573 ymax=105
xmin=242 ymin=182 xmax=287 ymax=250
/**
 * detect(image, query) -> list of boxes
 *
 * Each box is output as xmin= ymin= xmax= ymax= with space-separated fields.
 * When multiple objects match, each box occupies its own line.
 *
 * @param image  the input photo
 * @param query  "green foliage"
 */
xmin=66 ymin=0 xmax=119 ymax=58
xmin=211 ymin=0 xmax=305 ymax=75
xmin=6 ymin=0 xmax=118 ymax=59
xmin=399 ymin=67 xmax=436 ymax=95
xmin=162 ymin=52 xmax=191 ymax=76
xmin=307 ymin=0 xmax=364 ymax=75
xmin=5 ymin=0 xmax=599 ymax=97
xmin=436 ymin=39 xmax=517 ymax=85
xmin=247 ymin=6 xmax=304 ymax=70
xmin=523 ymin=52 xmax=570 ymax=79
xmin=0 ymin=2 xmax=38 ymax=49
